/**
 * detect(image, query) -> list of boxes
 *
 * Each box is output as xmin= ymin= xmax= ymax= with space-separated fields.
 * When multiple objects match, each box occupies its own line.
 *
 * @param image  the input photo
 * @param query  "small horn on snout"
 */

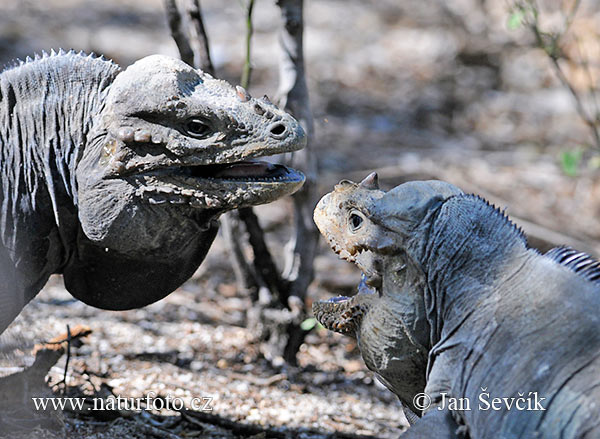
xmin=261 ymin=94 xmax=272 ymax=105
xmin=359 ymin=172 xmax=379 ymax=190
xmin=236 ymin=85 xmax=251 ymax=102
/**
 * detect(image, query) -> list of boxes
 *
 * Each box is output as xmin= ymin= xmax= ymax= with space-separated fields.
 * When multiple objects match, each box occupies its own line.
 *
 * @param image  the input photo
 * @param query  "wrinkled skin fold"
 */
xmin=0 ymin=50 xmax=306 ymax=332
xmin=313 ymin=173 xmax=600 ymax=438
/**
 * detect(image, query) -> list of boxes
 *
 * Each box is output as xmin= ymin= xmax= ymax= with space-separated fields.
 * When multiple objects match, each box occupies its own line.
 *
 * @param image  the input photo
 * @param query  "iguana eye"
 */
xmin=185 ymin=118 xmax=210 ymax=138
xmin=349 ymin=211 xmax=365 ymax=232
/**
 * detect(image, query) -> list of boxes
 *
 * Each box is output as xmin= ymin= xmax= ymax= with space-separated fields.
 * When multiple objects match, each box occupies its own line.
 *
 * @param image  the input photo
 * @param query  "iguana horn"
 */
xmin=236 ymin=85 xmax=251 ymax=102
xmin=359 ymin=172 xmax=379 ymax=190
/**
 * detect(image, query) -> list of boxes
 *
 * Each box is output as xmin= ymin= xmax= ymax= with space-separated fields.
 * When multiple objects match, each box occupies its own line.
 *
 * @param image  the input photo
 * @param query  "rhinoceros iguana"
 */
xmin=313 ymin=173 xmax=600 ymax=438
xmin=0 ymin=50 xmax=306 ymax=334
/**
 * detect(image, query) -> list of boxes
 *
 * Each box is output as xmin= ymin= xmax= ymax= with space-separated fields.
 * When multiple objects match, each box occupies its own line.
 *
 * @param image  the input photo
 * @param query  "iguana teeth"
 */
xmin=148 ymin=197 xmax=167 ymax=205
xmin=339 ymin=249 xmax=352 ymax=260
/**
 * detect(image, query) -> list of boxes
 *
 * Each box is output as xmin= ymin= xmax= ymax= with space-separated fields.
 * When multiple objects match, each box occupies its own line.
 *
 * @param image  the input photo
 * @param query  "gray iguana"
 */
xmin=313 ymin=173 xmax=600 ymax=438
xmin=0 ymin=50 xmax=306 ymax=334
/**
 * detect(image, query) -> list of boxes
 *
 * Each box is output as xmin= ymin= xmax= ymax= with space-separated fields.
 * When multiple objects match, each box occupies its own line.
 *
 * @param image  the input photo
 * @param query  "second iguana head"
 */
xmin=312 ymin=173 xmax=463 ymax=416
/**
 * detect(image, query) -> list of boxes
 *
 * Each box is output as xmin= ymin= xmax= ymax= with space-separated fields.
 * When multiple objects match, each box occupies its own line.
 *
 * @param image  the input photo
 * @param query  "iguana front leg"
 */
xmin=63 ymin=223 xmax=218 ymax=310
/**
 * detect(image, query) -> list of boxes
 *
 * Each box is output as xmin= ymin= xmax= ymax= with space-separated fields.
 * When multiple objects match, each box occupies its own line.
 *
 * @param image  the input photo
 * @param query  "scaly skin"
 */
xmin=313 ymin=174 xmax=600 ymax=438
xmin=312 ymin=174 xmax=432 ymax=422
xmin=0 ymin=50 xmax=306 ymax=332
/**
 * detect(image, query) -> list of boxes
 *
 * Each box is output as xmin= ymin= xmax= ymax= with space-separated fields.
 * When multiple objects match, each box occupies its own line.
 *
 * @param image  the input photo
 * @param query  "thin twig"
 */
xmin=63 ymin=325 xmax=71 ymax=385
xmin=241 ymin=0 xmax=255 ymax=88
xmin=221 ymin=214 xmax=259 ymax=294
xmin=548 ymin=52 xmax=600 ymax=147
xmin=564 ymin=0 xmax=581 ymax=34
xmin=55 ymin=324 xmax=72 ymax=394
xmin=238 ymin=208 xmax=287 ymax=299
xmin=519 ymin=0 xmax=600 ymax=148
xmin=185 ymin=0 xmax=214 ymax=73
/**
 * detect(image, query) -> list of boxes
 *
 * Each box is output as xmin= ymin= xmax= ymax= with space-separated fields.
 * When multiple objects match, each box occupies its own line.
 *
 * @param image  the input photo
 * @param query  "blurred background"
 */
xmin=1 ymin=0 xmax=599 ymax=438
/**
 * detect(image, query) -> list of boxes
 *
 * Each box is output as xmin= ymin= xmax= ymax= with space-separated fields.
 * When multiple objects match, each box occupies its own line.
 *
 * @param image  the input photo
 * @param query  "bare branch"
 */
xmin=185 ymin=0 xmax=214 ymax=74
xmin=274 ymin=0 xmax=319 ymax=364
xmin=164 ymin=0 xmax=317 ymax=363
xmin=221 ymin=0 xmax=266 ymax=297
xmin=234 ymin=0 xmax=290 ymax=303
xmin=238 ymin=208 xmax=288 ymax=299
xmin=276 ymin=0 xmax=318 ymax=299
xmin=547 ymin=53 xmax=600 ymax=148
xmin=513 ymin=0 xmax=600 ymax=149
xmin=220 ymin=215 xmax=258 ymax=294
xmin=164 ymin=0 xmax=195 ymax=67
xmin=164 ymin=0 xmax=214 ymax=73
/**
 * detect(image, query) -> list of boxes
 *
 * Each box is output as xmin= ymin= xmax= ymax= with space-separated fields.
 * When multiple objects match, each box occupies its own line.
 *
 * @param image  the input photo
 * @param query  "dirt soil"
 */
xmin=1 ymin=0 xmax=600 ymax=438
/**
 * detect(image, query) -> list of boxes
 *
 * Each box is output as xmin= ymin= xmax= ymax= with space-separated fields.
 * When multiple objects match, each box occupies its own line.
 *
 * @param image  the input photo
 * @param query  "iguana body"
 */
xmin=313 ymin=174 xmax=600 ymax=438
xmin=0 ymin=50 xmax=306 ymax=333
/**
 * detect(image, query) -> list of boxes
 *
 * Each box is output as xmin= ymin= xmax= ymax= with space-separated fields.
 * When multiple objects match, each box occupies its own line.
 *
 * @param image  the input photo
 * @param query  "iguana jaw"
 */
xmin=123 ymin=159 xmax=305 ymax=210
xmin=313 ymin=279 xmax=378 ymax=336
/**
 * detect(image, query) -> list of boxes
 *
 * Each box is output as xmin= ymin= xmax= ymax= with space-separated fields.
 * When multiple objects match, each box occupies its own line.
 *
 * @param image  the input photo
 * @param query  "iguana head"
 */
xmin=77 ymin=55 xmax=306 ymax=255
xmin=312 ymin=173 xmax=462 ymax=414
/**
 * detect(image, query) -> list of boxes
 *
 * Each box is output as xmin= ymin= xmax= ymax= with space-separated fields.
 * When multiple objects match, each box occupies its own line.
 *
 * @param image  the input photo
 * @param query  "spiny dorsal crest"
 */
xmin=0 ymin=49 xmax=116 ymax=75
xmin=462 ymin=193 xmax=527 ymax=244
xmin=545 ymin=246 xmax=600 ymax=285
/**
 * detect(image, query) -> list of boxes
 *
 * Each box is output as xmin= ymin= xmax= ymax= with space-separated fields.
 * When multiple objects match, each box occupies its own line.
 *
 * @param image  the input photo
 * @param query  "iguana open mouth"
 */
xmin=130 ymin=159 xmax=304 ymax=185
xmin=127 ymin=158 xmax=305 ymax=210
xmin=327 ymin=242 xmax=384 ymax=291
xmin=314 ymin=274 xmax=378 ymax=334
xmin=179 ymin=160 xmax=303 ymax=183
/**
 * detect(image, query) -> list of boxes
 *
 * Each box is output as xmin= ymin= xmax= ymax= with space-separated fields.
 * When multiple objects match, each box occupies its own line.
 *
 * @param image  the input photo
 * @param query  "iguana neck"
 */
xmin=0 ymin=53 xmax=120 ymax=250
xmin=0 ymin=52 xmax=119 ymax=277
xmin=416 ymin=194 xmax=528 ymax=346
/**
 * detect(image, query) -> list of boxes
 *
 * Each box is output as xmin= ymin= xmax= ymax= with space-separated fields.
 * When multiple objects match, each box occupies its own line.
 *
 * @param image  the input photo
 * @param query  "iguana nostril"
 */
xmin=269 ymin=122 xmax=287 ymax=138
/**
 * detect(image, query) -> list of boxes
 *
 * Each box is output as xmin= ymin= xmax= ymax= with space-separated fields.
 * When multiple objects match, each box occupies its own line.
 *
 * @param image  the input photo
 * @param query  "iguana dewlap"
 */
xmin=313 ymin=173 xmax=600 ymax=438
xmin=0 ymin=50 xmax=306 ymax=333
